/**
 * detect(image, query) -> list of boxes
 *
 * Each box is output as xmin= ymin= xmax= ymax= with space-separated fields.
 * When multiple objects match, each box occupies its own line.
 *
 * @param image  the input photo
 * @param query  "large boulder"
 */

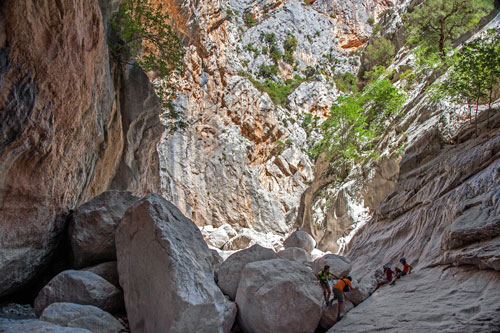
xmin=115 ymin=194 xmax=236 ymax=333
xmin=217 ymin=244 xmax=279 ymax=300
xmin=277 ymin=247 xmax=311 ymax=266
xmin=68 ymin=190 xmax=138 ymax=268
xmin=223 ymin=228 xmax=283 ymax=251
xmin=283 ymin=230 xmax=316 ymax=253
xmin=203 ymin=224 xmax=238 ymax=249
xmin=82 ymin=261 xmax=119 ymax=287
xmin=34 ymin=270 xmax=123 ymax=316
xmin=235 ymin=259 xmax=323 ymax=333
xmin=312 ymin=254 xmax=352 ymax=277
xmin=40 ymin=302 xmax=124 ymax=333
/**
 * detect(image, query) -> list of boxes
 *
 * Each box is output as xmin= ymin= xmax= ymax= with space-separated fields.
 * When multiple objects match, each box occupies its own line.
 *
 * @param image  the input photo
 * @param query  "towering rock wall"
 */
xmin=159 ymin=0 xmax=391 ymax=234
xmin=0 ymin=0 xmax=163 ymax=297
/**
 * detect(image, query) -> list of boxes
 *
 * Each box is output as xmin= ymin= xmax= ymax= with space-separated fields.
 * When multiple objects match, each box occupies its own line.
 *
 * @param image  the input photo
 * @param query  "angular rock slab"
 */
xmin=217 ymin=244 xmax=279 ymax=300
xmin=319 ymin=300 xmax=354 ymax=330
xmin=68 ymin=190 xmax=138 ymax=268
xmin=277 ymin=247 xmax=312 ymax=266
xmin=40 ymin=302 xmax=124 ymax=333
xmin=283 ymin=230 xmax=316 ymax=253
xmin=312 ymin=254 xmax=352 ymax=278
xmin=235 ymin=259 xmax=323 ymax=333
xmin=115 ymin=194 xmax=236 ymax=333
xmin=34 ymin=270 xmax=123 ymax=316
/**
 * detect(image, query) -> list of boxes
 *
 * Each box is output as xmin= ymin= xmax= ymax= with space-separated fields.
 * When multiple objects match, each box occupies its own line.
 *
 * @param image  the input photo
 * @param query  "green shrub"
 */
xmin=364 ymin=37 xmax=395 ymax=66
xmin=334 ymin=72 xmax=358 ymax=93
xmin=258 ymin=64 xmax=279 ymax=78
xmin=243 ymin=12 xmax=258 ymax=27
xmin=367 ymin=17 xmax=375 ymax=25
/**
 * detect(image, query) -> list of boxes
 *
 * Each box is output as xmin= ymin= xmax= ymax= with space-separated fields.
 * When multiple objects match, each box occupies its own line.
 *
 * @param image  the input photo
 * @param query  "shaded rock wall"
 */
xmin=0 ymin=0 xmax=163 ymax=297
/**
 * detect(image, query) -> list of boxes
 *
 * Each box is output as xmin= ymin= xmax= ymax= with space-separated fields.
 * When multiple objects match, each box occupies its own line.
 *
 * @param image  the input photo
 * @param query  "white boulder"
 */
xmin=283 ymin=230 xmax=316 ymax=253
xmin=115 ymin=194 xmax=236 ymax=333
xmin=217 ymin=244 xmax=279 ymax=300
xmin=235 ymin=259 xmax=323 ymax=333
xmin=277 ymin=247 xmax=311 ymax=266
xmin=312 ymin=254 xmax=352 ymax=278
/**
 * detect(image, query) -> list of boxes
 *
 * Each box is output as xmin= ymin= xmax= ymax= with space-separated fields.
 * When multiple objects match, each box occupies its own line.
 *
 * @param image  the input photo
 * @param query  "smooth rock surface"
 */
xmin=312 ymin=254 xmax=352 ymax=278
xmin=217 ymin=244 xmax=279 ymax=300
xmin=235 ymin=259 xmax=323 ymax=333
xmin=277 ymin=247 xmax=311 ymax=266
xmin=82 ymin=261 xmax=119 ymax=287
xmin=69 ymin=190 xmax=138 ymax=268
xmin=34 ymin=270 xmax=123 ymax=316
xmin=40 ymin=302 xmax=124 ymax=333
xmin=319 ymin=300 xmax=354 ymax=330
xmin=0 ymin=319 xmax=91 ymax=332
xmin=283 ymin=230 xmax=316 ymax=253
xmin=116 ymin=194 xmax=236 ymax=332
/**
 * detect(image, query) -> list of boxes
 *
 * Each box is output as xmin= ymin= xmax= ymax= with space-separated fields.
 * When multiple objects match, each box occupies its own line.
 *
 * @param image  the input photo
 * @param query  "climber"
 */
xmin=332 ymin=276 xmax=358 ymax=321
xmin=374 ymin=264 xmax=394 ymax=291
xmin=390 ymin=257 xmax=412 ymax=285
xmin=317 ymin=265 xmax=340 ymax=305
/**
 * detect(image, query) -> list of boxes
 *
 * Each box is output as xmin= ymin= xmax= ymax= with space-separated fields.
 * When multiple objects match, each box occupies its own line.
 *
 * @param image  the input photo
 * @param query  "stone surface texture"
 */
xmin=39 ymin=302 xmax=124 ymax=333
xmin=217 ymin=244 xmax=279 ymax=300
xmin=283 ymin=230 xmax=316 ymax=253
xmin=82 ymin=261 xmax=119 ymax=287
xmin=277 ymin=247 xmax=311 ymax=266
xmin=235 ymin=259 xmax=323 ymax=333
xmin=0 ymin=0 xmax=163 ymax=297
xmin=115 ymin=194 xmax=236 ymax=333
xmin=312 ymin=253 xmax=352 ymax=278
xmin=69 ymin=190 xmax=138 ymax=268
xmin=0 ymin=319 xmax=91 ymax=333
xmin=34 ymin=270 xmax=123 ymax=317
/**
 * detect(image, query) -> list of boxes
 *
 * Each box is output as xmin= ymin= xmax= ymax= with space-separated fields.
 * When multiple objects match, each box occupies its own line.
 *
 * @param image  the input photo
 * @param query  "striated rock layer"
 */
xmin=332 ymin=110 xmax=500 ymax=331
xmin=0 ymin=0 xmax=163 ymax=296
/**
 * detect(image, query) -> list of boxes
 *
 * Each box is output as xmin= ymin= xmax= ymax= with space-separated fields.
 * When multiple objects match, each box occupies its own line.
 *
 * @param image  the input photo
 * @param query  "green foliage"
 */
xmin=243 ymin=12 xmax=258 ymax=27
xmin=244 ymin=43 xmax=260 ymax=57
xmin=404 ymin=0 xmax=494 ymax=58
xmin=364 ymin=37 xmax=395 ymax=66
xmin=258 ymin=64 xmax=279 ymax=78
xmin=310 ymin=77 xmax=406 ymax=166
xmin=367 ymin=17 xmax=375 ymax=26
xmin=261 ymin=33 xmax=282 ymax=64
xmin=435 ymin=29 xmax=500 ymax=134
xmin=246 ymin=75 xmax=306 ymax=106
xmin=284 ymin=34 xmax=298 ymax=53
xmin=334 ymin=72 xmax=358 ymax=93
xmin=283 ymin=52 xmax=294 ymax=64
xmin=110 ymin=0 xmax=185 ymax=132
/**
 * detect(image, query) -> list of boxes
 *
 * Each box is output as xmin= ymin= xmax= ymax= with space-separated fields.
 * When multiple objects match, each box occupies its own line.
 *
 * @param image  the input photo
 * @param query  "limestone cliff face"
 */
xmin=0 ymin=0 xmax=163 ymax=297
xmin=159 ymin=0 xmax=391 ymax=234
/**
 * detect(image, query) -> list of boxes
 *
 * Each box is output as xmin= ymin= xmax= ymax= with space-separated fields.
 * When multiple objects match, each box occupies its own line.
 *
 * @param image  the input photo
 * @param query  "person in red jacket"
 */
xmin=374 ymin=264 xmax=394 ymax=291
xmin=332 ymin=276 xmax=358 ymax=321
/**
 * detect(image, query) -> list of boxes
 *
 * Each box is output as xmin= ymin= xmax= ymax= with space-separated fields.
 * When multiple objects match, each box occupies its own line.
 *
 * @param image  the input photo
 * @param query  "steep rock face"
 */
xmin=331 ymin=109 xmax=500 ymax=331
xmin=0 ymin=0 xmax=163 ymax=296
xmin=159 ymin=0 xmax=392 ymax=235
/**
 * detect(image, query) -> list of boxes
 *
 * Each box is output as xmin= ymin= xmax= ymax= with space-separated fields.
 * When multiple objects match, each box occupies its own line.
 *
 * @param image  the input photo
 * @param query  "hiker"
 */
xmin=374 ymin=264 xmax=394 ymax=291
xmin=317 ymin=265 xmax=340 ymax=305
xmin=390 ymin=257 xmax=412 ymax=285
xmin=332 ymin=276 xmax=358 ymax=321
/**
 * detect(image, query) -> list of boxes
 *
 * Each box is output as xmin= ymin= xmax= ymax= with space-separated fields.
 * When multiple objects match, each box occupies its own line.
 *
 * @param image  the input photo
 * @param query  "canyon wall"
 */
xmin=0 ymin=0 xmax=162 ymax=297
xmin=159 ymin=0 xmax=391 ymax=234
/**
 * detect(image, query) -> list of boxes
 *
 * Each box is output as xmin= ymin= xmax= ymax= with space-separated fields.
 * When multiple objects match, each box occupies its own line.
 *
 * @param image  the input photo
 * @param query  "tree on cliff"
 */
xmin=404 ymin=0 xmax=494 ymax=58
xmin=110 ymin=0 xmax=186 ymax=132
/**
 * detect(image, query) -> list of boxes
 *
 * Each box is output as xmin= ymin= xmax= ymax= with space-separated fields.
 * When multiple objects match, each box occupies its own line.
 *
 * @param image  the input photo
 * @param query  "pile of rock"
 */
xmin=2 ymin=191 xmax=369 ymax=332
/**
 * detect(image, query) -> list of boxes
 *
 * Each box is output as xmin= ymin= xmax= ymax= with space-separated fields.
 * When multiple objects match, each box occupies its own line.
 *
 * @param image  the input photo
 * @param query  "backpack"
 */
xmin=342 ymin=279 xmax=350 ymax=292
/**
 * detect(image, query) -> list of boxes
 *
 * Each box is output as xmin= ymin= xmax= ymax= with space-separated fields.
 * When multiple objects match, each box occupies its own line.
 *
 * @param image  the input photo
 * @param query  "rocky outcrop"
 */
xmin=0 ymin=319 xmax=91 ymax=333
xmin=34 ymin=270 xmax=123 ymax=316
xmin=39 ymin=303 xmax=124 ymax=333
xmin=217 ymin=244 xmax=279 ymax=300
xmin=69 ymin=190 xmax=138 ymax=268
xmin=283 ymin=230 xmax=316 ymax=253
xmin=0 ymin=0 xmax=163 ymax=297
xmin=115 ymin=194 xmax=236 ymax=333
xmin=235 ymin=259 xmax=323 ymax=332
xmin=319 ymin=300 xmax=354 ymax=330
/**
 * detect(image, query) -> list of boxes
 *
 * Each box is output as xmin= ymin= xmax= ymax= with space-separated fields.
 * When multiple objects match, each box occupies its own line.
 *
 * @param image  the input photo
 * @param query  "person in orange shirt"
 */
xmin=390 ymin=257 xmax=412 ymax=285
xmin=332 ymin=276 xmax=358 ymax=321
